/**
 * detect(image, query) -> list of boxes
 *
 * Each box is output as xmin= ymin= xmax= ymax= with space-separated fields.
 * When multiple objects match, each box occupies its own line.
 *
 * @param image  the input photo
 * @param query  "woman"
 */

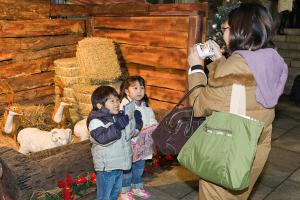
xmin=187 ymin=3 xmax=288 ymax=199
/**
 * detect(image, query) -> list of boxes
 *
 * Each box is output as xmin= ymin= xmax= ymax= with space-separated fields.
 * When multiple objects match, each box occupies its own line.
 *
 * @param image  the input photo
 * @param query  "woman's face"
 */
xmin=222 ymin=21 xmax=231 ymax=47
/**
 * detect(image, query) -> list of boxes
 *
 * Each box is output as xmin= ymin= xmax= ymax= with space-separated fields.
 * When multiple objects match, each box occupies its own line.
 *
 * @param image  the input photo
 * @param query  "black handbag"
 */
xmin=152 ymin=85 xmax=205 ymax=155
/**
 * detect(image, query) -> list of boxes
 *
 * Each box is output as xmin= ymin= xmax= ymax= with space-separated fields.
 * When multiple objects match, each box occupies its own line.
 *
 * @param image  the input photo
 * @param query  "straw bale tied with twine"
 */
xmin=76 ymin=37 xmax=122 ymax=85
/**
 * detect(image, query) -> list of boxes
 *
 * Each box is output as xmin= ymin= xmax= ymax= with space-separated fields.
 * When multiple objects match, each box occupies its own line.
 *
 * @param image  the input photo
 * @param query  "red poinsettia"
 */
xmin=89 ymin=171 xmax=96 ymax=185
xmin=57 ymin=175 xmax=75 ymax=200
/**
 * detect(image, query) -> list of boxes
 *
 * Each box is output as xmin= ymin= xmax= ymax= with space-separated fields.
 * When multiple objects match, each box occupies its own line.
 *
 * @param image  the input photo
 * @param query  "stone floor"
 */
xmin=1 ymin=96 xmax=300 ymax=200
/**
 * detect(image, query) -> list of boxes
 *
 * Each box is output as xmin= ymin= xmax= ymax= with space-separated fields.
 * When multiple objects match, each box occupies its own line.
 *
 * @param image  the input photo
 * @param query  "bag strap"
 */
xmin=229 ymin=84 xmax=246 ymax=116
xmin=176 ymin=84 xmax=204 ymax=107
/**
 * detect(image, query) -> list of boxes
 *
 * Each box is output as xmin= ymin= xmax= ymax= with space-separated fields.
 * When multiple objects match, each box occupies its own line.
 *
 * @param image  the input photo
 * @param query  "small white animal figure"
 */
xmin=17 ymin=128 xmax=72 ymax=154
xmin=74 ymin=118 xmax=89 ymax=141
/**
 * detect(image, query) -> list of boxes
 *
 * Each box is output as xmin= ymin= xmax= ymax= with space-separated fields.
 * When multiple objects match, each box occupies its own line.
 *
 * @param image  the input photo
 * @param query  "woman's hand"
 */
xmin=206 ymin=40 xmax=223 ymax=61
xmin=188 ymin=46 xmax=203 ymax=67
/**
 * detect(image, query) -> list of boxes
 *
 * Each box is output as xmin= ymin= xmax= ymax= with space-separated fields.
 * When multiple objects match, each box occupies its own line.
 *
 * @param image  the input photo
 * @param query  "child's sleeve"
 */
xmin=148 ymin=107 xmax=158 ymax=125
xmin=88 ymin=119 xmax=121 ymax=146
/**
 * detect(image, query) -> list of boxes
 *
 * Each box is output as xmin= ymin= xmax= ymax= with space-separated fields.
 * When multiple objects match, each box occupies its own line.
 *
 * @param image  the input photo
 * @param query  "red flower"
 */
xmin=165 ymin=154 xmax=174 ymax=161
xmin=91 ymin=178 xmax=97 ymax=185
xmin=89 ymin=171 xmax=96 ymax=180
xmin=58 ymin=180 xmax=66 ymax=188
xmin=65 ymin=175 xmax=73 ymax=186
xmin=153 ymin=159 xmax=160 ymax=169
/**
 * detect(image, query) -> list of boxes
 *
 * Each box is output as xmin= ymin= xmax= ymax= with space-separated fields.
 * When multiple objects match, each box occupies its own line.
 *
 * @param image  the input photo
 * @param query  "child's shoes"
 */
xmin=131 ymin=188 xmax=151 ymax=199
xmin=119 ymin=192 xmax=135 ymax=200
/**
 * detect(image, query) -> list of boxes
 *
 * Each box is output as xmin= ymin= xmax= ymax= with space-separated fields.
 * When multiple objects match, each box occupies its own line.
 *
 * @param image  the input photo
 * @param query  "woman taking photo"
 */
xmin=187 ymin=3 xmax=288 ymax=199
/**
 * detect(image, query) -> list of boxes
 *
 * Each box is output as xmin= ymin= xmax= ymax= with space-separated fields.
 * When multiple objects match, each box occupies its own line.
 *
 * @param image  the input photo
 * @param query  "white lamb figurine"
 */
xmin=74 ymin=118 xmax=89 ymax=141
xmin=17 ymin=128 xmax=72 ymax=154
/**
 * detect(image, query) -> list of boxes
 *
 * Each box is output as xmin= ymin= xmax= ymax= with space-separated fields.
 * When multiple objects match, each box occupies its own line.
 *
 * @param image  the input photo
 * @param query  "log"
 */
xmin=93 ymin=29 xmax=188 ymax=48
xmin=0 ymin=0 xmax=49 ymax=20
xmin=146 ymin=86 xmax=184 ymax=104
xmin=88 ymin=2 xmax=149 ymax=16
xmin=149 ymin=98 xmax=175 ymax=111
xmin=0 ymin=147 xmax=56 ymax=200
xmin=120 ymin=44 xmax=187 ymax=69
xmin=0 ymin=35 xmax=84 ymax=52
xmin=29 ymin=141 xmax=94 ymax=180
xmin=127 ymin=63 xmax=186 ymax=91
xmin=50 ymin=4 xmax=88 ymax=17
xmin=0 ymin=19 xmax=85 ymax=37
xmin=0 ymin=58 xmax=54 ymax=79
xmin=70 ymin=0 xmax=146 ymax=4
xmin=149 ymin=3 xmax=208 ymax=17
xmin=15 ymin=45 xmax=77 ymax=61
xmin=4 ymin=71 xmax=54 ymax=92
xmin=94 ymin=16 xmax=189 ymax=32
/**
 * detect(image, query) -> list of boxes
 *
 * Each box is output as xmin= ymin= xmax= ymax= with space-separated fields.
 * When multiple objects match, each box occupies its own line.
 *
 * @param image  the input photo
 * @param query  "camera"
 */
xmin=195 ymin=41 xmax=215 ymax=58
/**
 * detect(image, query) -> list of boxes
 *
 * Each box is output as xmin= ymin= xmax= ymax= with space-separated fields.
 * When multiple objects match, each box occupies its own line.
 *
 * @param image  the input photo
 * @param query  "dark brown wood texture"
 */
xmin=93 ymin=14 xmax=203 ymax=111
xmin=0 ymin=19 xmax=85 ymax=113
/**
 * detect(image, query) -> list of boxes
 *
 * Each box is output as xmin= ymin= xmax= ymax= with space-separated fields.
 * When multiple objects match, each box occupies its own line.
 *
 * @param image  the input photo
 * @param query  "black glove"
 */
xmin=134 ymin=110 xmax=143 ymax=131
xmin=113 ymin=112 xmax=129 ymax=131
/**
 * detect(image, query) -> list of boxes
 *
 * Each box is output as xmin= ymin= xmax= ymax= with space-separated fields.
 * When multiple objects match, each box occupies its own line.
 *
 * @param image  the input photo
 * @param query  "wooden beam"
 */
xmin=0 ymin=19 xmax=85 ymax=37
xmin=149 ymin=3 xmax=209 ymax=17
xmin=50 ymin=4 xmax=88 ymax=17
xmin=94 ymin=16 xmax=189 ymax=32
xmin=127 ymin=63 xmax=186 ymax=91
xmin=0 ymin=0 xmax=49 ymax=20
xmin=0 ymin=35 xmax=84 ymax=52
xmin=88 ymin=2 xmax=149 ymax=16
xmin=94 ymin=29 xmax=188 ymax=49
xmin=146 ymin=86 xmax=184 ymax=104
xmin=120 ymin=44 xmax=186 ymax=69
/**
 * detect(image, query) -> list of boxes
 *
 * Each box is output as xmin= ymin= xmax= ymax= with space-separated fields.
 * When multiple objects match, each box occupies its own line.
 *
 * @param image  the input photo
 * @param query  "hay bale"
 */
xmin=78 ymin=102 xmax=92 ymax=117
xmin=55 ymin=75 xmax=80 ymax=87
xmin=54 ymin=66 xmax=80 ymax=77
xmin=76 ymin=37 xmax=122 ymax=84
xmin=53 ymin=57 xmax=77 ymax=68
xmin=54 ymin=86 xmax=74 ymax=99
xmin=68 ymin=108 xmax=81 ymax=124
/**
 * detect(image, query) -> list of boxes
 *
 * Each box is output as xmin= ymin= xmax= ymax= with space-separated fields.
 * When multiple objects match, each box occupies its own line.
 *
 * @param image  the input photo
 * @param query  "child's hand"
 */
xmin=113 ymin=112 xmax=129 ymax=131
xmin=134 ymin=110 xmax=143 ymax=131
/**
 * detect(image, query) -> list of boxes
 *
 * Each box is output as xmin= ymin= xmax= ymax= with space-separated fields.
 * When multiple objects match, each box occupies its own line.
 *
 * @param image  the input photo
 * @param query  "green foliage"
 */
xmin=208 ymin=0 xmax=241 ymax=46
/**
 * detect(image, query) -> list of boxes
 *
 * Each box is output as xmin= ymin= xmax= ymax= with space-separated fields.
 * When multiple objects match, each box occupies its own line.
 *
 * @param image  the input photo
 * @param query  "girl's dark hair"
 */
xmin=227 ymin=3 xmax=275 ymax=53
xmin=91 ymin=85 xmax=119 ymax=110
xmin=120 ymin=76 xmax=149 ymax=105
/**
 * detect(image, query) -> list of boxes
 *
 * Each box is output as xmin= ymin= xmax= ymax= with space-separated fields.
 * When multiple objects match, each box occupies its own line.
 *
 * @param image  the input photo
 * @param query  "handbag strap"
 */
xmin=229 ymin=84 xmax=246 ymax=116
xmin=176 ymin=84 xmax=204 ymax=107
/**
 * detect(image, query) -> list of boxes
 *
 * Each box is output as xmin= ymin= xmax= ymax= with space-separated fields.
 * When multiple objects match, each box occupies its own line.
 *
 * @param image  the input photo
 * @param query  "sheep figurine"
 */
xmin=17 ymin=128 xmax=72 ymax=154
xmin=73 ymin=118 xmax=89 ymax=141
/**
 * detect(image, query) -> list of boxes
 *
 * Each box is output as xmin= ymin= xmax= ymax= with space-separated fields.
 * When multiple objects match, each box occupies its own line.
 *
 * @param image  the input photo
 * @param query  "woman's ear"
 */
xmin=96 ymin=103 xmax=102 ymax=109
xmin=125 ymin=89 xmax=130 ymax=96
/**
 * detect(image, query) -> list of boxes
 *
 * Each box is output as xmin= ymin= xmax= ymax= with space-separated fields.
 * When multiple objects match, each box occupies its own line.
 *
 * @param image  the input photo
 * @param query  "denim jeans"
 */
xmin=121 ymin=160 xmax=145 ymax=193
xmin=96 ymin=170 xmax=122 ymax=200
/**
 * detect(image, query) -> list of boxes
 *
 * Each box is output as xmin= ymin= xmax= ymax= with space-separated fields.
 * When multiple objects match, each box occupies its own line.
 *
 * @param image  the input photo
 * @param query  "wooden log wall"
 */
xmin=93 ymin=11 xmax=205 ymax=111
xmin=0 ymin=12 xmax=85 ymax=113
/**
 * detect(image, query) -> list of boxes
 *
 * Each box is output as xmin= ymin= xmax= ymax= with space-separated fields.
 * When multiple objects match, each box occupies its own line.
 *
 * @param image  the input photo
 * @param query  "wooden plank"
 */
xmin=70 ymin=0 xmax=146 ymax=4
xmin=94 ymin=29 xmax=188 ymax=48
xmin=120 ymin=44 xmax=187 ymax=69
xmin=0 ymin=0 xmax=49 ymax=20
xmin=127 ymin=63 xmax=186 ymax=91
xmin=146 ymin=86 xmax=184 ymax=104
xmin=88 ymin=2 xmax=149 ymax=16
xmin=149 ymin=98 xmax=175 ymax=111
xmin=94 ymin=16 xmax=189 ymax=32
xmin=0 ymin=58 xmax=55 ymax=79
xmin=0 ymin=35 xmax=84 ymax=52
xmin=4 ymin=72 xmax=54 ymax=92
xmin=15 ymin=45 xmax=77 ymax=61
xmin=149 ymin=3 xmax=208 ymax=17
xmin=50 ymin=4 xmax=88 ymax=17
xmin=0 ymin=19 xmax=85 ymax=37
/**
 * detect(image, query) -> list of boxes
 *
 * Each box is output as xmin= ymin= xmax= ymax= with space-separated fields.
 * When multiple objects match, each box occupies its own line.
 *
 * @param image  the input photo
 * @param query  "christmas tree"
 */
xmin=208 ymin=0 xmax=241 ymax=46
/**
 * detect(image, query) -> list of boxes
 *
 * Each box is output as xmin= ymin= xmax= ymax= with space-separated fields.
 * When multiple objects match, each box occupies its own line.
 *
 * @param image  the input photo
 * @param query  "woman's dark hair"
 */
xmin=227 ymin=3 xmax=275 ymax=53
xmin=91 ymin=85 xmax=119 ymax=110
xmin=120 ymin=76 xmax=149 ymax=105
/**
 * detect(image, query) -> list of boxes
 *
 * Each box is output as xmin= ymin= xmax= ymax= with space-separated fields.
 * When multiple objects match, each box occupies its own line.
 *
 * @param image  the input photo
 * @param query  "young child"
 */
xmin=87 ymin=85 xmax=143 ymax=200
xmin=119 ymin=76 xmax=158 ymax=200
